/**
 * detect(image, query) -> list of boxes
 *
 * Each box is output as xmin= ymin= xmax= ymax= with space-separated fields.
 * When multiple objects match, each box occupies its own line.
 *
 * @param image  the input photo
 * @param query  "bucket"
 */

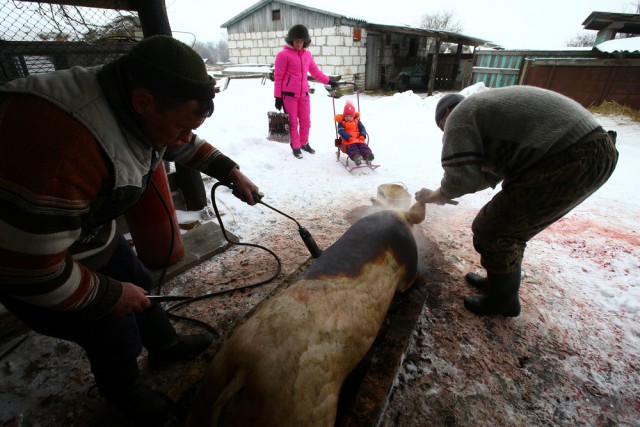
xmin=376 ymin=183 xmax=411 ymax=210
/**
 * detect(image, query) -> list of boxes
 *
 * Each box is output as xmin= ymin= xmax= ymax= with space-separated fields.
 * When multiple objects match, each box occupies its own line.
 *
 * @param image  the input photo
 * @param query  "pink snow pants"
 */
xmin=283 ymin=94 xmax=311 ymax=149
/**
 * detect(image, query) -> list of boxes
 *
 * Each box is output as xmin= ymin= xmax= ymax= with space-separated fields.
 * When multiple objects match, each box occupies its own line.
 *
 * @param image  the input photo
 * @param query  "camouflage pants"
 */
xmin=472 ymin=129 xmax=619 ymax=274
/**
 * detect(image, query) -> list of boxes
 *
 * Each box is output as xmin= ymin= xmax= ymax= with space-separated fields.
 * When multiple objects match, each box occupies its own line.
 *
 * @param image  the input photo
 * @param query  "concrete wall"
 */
xmin=227 ymin=25 xmax=367 ymax=87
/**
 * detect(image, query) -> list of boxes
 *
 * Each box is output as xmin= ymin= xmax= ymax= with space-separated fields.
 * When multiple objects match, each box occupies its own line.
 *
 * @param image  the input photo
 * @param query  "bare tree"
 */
xmin=419 ymin=10 xmax=465 ymax=53
xmin=566 ymin=31 xmax=597 ymax=47
xmin=192 ymin=39 xmax=229 ymax=64
xmin=216 ymin=39 xmax=229 ymax=63
xmin=419 ymin=10 xmax=463 ymax=33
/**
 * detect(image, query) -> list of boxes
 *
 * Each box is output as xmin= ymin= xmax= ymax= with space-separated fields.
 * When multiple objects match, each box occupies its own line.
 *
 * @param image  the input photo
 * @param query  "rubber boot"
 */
xmin=464 ymin=272 xmax=488 ymax=293
xmin=97 ymin=360 xmax=177 ymax=426
xmin=138 ymin=304 xmax=213 ymax=367
xmin=463 ymin=268 xmax=521 ymax=317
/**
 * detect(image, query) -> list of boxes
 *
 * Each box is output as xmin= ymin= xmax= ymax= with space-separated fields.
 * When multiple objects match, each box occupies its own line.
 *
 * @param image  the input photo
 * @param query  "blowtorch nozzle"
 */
xmin=299 ymin=226 xmax=323 ymax=259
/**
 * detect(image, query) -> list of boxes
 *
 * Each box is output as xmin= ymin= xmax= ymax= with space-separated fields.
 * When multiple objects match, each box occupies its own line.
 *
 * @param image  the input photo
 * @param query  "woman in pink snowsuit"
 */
xmin=274 ymin=24 xmax=336 ymax=159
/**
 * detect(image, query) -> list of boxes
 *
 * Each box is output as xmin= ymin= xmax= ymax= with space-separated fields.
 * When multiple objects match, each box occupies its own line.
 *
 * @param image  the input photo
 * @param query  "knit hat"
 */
xmin=343 ymin=102 xmax=356 ymax=116
xmin=285 ymin=24 xmax=311 ymax=48
xmin=122 ymin=35 xmax=215 ymax=100
xmin=435 ymin=93 xmax=465 ymax=125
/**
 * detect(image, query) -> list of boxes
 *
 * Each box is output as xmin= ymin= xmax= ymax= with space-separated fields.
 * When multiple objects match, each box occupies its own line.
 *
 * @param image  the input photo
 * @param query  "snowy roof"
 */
xmin=595 ymin=36 xmax=640 ymax=54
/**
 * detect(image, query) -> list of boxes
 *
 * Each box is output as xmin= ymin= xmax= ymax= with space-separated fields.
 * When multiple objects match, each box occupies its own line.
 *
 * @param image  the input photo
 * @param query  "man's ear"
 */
xmin=131 ymin=88 xmax=155 ymax=115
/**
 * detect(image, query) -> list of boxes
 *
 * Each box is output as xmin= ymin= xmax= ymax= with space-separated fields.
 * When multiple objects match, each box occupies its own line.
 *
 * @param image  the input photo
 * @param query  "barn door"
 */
xmin=365 ymin=34 xmax=380 ymax=90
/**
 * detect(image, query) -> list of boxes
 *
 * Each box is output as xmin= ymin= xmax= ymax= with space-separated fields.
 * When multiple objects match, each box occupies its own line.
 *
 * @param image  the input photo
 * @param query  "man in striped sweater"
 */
xmin=416 ymin=87 xmax=618 ymax=318
xmin=0 ymin=35 xmax=259 ymax=425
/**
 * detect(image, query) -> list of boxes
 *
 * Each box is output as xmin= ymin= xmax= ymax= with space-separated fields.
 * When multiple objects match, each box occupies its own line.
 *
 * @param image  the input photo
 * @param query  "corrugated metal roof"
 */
xmin=595 ymin=36 xmax=640 ymax=54
xmin=220 ymin=0 xmax=498 ymax=48
xmin=221 ymin=0 xmax=348 ymax=27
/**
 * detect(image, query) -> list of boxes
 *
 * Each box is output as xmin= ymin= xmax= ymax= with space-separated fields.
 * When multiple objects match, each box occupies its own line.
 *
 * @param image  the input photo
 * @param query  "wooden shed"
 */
xmin=220 ymin=0 xmax=498 ymax=93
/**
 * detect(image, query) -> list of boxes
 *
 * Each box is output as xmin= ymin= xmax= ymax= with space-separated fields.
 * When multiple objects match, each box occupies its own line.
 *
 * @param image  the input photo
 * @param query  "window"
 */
xmin=272 ymin=10 xmax=280 ymax=21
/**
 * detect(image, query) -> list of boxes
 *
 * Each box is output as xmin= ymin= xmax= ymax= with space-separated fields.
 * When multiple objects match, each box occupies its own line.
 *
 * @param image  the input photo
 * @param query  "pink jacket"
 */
xmin=274 ymin=44 xmax=330 ymax=98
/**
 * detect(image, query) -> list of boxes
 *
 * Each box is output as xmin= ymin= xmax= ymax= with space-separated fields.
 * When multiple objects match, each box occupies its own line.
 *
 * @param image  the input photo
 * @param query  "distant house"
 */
xmin=220 ymin=0 xmax=497 ymax=92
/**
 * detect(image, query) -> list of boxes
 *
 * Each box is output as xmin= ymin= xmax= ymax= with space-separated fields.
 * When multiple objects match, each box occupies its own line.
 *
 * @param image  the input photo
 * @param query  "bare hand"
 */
xmin=229 ymin=168 xmax=260 ymax=206
xmin=111 ymin=282 xmax=151 ymax=316
xmin=415 ymin=188 xmax=453 ymax=205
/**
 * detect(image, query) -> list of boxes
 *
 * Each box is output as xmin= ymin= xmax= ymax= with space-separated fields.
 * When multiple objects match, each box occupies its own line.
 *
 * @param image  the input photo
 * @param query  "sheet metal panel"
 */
xmin=519 ymin=58 xmax=640 ymax=109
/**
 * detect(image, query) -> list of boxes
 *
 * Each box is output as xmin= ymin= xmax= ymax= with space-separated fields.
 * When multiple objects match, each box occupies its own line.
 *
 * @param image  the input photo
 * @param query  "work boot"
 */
xmin=104 ymin=381 xmax=177 ymax=426
xmin=138 ymin=304 xmax=213 ymax=367
xmin=353 ymin=154 xmax=363 ymax=165
xmin=301 ymin=143 xmax=316 ymax=154
xmin=464 ymin=272 xmax=489 ymax=293
xmin=463 ymin=268 xmax=521 ymax=317
xmin=292 ymin=148 xmax=303 ymax=159
xmin=97 ymin=360 xmax=178 ymax=426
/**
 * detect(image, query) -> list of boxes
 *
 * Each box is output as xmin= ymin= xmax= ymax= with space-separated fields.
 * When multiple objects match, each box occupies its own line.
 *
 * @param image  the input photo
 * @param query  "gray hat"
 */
xmin=435 ymin=93 xmax=465 ymax=125
xmin=122 ymin=35 xmax=215 ymax=100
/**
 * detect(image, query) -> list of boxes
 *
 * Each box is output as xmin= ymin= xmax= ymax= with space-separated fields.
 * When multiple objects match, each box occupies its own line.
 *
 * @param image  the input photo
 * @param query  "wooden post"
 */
xmin=427 ymin=39 xmax=441 ymax=96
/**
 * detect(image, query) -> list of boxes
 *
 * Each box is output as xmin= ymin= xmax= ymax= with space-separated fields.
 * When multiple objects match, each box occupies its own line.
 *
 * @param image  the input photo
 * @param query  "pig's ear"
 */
xmin=403 ymin=202 xmax=426 ymax=226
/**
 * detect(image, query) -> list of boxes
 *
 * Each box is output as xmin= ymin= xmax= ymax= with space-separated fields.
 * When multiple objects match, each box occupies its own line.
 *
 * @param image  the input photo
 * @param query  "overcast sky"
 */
xmin=165 ymin=0 xmax=634 ymax=50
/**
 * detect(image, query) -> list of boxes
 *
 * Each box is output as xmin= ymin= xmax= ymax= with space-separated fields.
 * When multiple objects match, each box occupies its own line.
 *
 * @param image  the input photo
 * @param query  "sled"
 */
xmin=334 ymin=137 xmax=381 ymax=172
xmin=330 ymin=82 xmax=380 ymax=173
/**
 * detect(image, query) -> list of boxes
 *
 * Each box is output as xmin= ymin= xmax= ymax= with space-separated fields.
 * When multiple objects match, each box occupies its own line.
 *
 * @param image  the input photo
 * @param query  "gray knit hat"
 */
xmin=285 ymin=24 xmax=311 ymax=48
xmin=122 ymin=35 xmax=215 ymax=100
xmin=435 ymin=93 xmax=465 ymax=125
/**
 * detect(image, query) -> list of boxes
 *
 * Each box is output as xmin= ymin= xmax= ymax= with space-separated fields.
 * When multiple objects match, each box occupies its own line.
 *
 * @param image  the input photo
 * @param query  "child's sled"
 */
xmin=330 ymin=82 xmax=380 ymax=173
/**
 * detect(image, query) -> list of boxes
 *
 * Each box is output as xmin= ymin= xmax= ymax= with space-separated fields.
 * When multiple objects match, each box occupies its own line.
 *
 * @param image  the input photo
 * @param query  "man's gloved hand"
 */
xmin=329 ymin=81 xmax=338 ymax=89
xmin=275 ymin=97 xmax=283 ymax=111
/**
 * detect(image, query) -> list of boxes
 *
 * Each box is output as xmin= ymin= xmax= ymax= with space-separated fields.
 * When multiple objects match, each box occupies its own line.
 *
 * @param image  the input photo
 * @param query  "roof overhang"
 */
xmin=582 ymin=11 xmax=640 ymax=35
xmin=365 ymin=23 xmax=500 ymax=48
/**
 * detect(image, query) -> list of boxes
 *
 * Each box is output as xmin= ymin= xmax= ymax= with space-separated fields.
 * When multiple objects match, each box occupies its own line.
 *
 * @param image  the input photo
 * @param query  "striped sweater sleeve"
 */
xmin=0 ymin=94 xmax=122 ymax=318
xmin=167 ymin=134 xmax=238 ymax=183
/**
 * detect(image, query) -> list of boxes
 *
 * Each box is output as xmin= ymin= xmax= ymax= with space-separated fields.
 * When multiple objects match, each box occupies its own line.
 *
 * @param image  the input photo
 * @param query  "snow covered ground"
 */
xmin=1 ymin=75 xmax=638 ymax=426
xmin=195 ymin=76 xmax=639 ymax=324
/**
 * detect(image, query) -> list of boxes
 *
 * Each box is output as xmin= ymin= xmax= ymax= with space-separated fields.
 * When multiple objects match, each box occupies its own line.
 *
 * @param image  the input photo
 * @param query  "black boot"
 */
xmin=97 ymin=360 xmax=177 ymax=426
xmin=464 ymin=272 xmax=488 ymax=293
xmin=301 ymin=143 xmax=316 ymax=154
xmin=138 ymin=304 xmax=213 ymax=367
xmin=463 ymin=269 xmax=521 ymax=317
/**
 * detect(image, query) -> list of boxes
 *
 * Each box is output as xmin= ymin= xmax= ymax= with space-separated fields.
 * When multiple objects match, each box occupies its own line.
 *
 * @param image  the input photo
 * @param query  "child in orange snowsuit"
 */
xmin=335 ymin=101 xmax=375 ymax=165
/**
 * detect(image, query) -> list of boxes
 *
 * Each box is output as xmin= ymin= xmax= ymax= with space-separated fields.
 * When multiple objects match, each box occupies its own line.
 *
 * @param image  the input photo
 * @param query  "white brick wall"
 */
xmin=227 ymin=26 xmax=367 ymax=84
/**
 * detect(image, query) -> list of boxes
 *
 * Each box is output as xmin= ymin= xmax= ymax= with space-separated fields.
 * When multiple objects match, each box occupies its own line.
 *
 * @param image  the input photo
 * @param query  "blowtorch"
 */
xmin=224 ymin=183 xmax=322 ymax=259
xmin=251 ymin=192 xmax=323 ymax=259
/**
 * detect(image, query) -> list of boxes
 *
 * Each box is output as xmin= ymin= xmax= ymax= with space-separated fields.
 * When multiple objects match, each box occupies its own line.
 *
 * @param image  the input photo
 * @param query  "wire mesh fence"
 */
xmin=1 ymin=0 xmax=140 ymax=82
